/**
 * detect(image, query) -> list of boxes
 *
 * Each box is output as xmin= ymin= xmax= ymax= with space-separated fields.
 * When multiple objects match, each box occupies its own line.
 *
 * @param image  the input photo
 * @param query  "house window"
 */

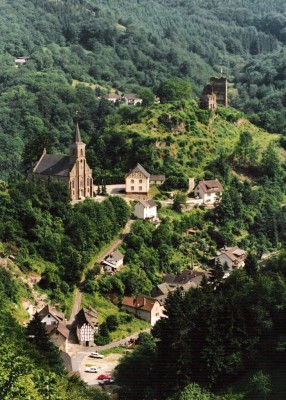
xmin=131 ymin=186 xmax=134 ymax=191
xmin=156 ymin=312 xmax=159 ymax=316
xmin=131 ymin=179 xmax=134 ymax=183
xmin=139 ymin=186 xmax=142 ymax=191
xmin=139 ymin=179 xmax=142 ymax=183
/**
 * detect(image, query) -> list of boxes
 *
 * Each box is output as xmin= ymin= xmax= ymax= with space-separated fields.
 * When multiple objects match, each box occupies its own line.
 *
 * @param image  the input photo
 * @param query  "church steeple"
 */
xmin=70 ymin=124 xmax=86 ymax=162
xmin=75 ymin=123 xmax=83 ymax=143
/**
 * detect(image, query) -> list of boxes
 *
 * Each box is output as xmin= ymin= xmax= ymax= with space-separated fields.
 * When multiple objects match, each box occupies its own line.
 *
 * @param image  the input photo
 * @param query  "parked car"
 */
xmin=85 ymin=366 xmax=98 ymax=373
xmin=99 ymin=378 xmax=115 ymax=385
xmin=90 ymin=352 xmax=104 ymax=359
xmin=97 ymin=374 xmax=112 ymax=380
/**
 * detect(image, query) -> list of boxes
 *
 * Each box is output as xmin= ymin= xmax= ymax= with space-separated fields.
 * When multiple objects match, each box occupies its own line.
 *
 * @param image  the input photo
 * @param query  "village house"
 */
xmin=134 ymin=199 xmax=157 ymax=220
xmin=104 ymin=93 xmax=121 ymax=103
xmin=38 ymin=304 xmax=69 ymax=351
xmin=194 ymin=179 xmax=223 ymax=205
xmin=122 ymin=93 xmax=143 ymax=106
xmin=122 ymin=296 xmax=165 ymax=326
xmin=103 ymin=249 xmax=124 ymax=273
xmin=125 ymin=163 xmax=150 ymax=195
xmin=150 ymin=174 xmax=165 ymax=185
xmin=15 ymin=56 xmax=29 ymax=66
xmin=75 ymin=306 xmax=99 ymax=346
xmin=125 ymin=163 xmax=166 ymax=195
xmin=30 ymin=124 xmax=94 ymax=201
xmin=152 ymin=270 xmax=208 ymax=304
xmin=213 ymin=246 xmax=247 ymax=273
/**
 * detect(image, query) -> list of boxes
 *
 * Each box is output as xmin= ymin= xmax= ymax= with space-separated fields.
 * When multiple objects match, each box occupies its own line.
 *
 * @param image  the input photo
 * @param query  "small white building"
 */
xmin=103 ymin=249 xmax=124 ymax=273
xmin=194 ymin=179 xmax=223 ymax=204
xmin=122 ymin=296 xmax=165 ymax=326
xmin=134 ymin=199 xmax=157 ymax=220
xmin=105 ymin=93 xmax=121 ymax=103
xmin=122 ymin=93 xmax=143 ymax=106
xmin=15 ymin=56 xmax=28 ymax=66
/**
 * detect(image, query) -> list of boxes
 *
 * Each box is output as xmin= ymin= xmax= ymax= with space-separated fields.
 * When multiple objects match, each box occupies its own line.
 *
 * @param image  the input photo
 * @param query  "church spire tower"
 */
xmin=69 ymin=124 xmax=93 ymax=200
xmin=70 ymin=123 xmax=86 ymax=163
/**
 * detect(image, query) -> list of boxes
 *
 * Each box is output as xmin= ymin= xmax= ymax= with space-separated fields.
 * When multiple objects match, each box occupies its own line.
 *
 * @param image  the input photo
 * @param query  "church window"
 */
xmin=81 ymin=149 xmax=83 ymax=156
xmin=72 ymin=180 xmax=74 ymax=189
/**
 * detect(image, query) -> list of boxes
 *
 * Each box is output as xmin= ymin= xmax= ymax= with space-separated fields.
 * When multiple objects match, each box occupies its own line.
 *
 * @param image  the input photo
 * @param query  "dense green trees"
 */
xmin=116 ymin=263 xmax=286 ymax=399
xmin=0 ymin=179 xmax=130 ymax=304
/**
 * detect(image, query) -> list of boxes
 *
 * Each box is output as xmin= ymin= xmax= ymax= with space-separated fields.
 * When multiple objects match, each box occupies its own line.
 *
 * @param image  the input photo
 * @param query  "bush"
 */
xmin=106 ymin=314 xmax=119 ymax=331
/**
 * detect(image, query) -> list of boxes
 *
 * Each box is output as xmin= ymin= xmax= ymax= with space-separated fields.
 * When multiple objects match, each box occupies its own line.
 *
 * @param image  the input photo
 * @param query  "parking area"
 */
xmin=79 ymin=352 xmax=123 ymax=386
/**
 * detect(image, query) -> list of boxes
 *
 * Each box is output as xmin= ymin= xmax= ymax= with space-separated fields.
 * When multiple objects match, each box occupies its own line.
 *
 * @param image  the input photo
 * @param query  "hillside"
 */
xmin=1 ymin=0 xmax=286 ymax=182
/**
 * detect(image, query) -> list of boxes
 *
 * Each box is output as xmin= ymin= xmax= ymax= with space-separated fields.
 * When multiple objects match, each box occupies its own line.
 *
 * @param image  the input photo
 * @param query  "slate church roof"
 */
xmin=33 ymin=153 xmax=71 ymax=177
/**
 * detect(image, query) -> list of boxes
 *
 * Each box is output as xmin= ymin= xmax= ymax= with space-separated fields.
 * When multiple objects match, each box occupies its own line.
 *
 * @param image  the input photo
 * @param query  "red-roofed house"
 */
xmin=194 ymin=179 xmax=223 ymax=204
xmin=122 ymin=296 xmax=165 ymax=325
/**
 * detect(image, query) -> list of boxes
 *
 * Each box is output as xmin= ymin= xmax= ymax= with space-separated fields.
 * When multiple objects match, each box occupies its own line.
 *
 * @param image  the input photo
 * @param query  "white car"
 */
xmin=85 ymin=366 xmax=98 ymax=373
xmin=89 ymin=352 xmax=104 ymax=359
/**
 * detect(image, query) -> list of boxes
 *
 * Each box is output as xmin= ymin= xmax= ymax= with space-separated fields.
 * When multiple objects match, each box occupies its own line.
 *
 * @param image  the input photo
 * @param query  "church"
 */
xmin=31 ymin=124 xmax=94 ymax=201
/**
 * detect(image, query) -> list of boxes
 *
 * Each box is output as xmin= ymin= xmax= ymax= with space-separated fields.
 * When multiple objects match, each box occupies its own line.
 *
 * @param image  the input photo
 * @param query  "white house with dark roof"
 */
xmin=103 ymin=249 xmax=124 ymax=273
xmin=134 ymin=199 xmax=157 ymax=220
xmin=30 ymin=124 xmax=94 ymax=201
xmin=150 ymin=174 xmax=165 ymax=185
xmin=125 ymin=163 xmax=150 ymax=194
xmin=37 ymin=304 xmax=69 ymax=351
xmin=194 ymin=179 xmax=223 ymax=204
xmin=122 ymin=93 xmax=143 ymax=106
xmin=75 ymin=306 xmax=99 ymax=346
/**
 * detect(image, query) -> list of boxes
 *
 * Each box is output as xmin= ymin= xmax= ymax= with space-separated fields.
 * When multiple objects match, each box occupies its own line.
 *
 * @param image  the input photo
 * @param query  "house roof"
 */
xmin=157 ymin=282 xmax=174 ymax=295
xmin=150 ymin=174 xmax=165 ymax=182
xmin=122 ymin=296 xmax=160 ymax=312
xmin=75 ymin=306 xmax=98 ymax=328
xmin=197 ymin=179 xmax=223 ymax=193
xmin=33 ymin=154 xmax=71 ymax=177
xmin=46 ymin=322 xmax=69 ymax=339
xmin=105 ymin=93 xmax=121 ymax=100
xmin=124 ymin=93 xmax=142 ymax=100
xmin=104 ymin=249 xmax=124 ymax=264
xmin=217 ymin=246 xmax=246 ymax=263
xmin=138 ymin=199 xmax=157 ymax=208
xmin=38 ymin=304 xmax=65 ymax=323
xmin=163 ymin=271 xmax=205 ymax=286
xmin=126 ymin=163 xmax=150 ymax=178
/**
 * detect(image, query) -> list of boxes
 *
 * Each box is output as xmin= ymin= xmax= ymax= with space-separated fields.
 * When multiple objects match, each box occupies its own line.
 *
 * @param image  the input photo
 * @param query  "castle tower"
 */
xmin=69 ymin=124 xmax=93 ymax=200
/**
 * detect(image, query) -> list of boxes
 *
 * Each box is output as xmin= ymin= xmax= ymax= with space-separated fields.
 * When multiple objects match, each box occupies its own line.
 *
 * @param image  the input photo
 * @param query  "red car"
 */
xmin=97 ymin=374 xmax=112 ymax=380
